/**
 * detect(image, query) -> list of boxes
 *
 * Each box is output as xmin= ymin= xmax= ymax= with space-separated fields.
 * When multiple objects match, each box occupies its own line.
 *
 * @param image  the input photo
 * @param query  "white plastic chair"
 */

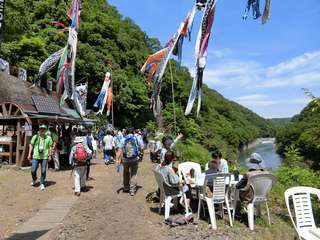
xmin=152 ymin=169 xmax=189 ymax=220
xmin=285 ymin=187 xmax=320 ymax=240
xmin=178 ymin=162 xmax=202 ymax=181
xmin=197 ymin=173 xmax=233 ymax=229
xmin=233 ymin=173 xmax=276 ymax=230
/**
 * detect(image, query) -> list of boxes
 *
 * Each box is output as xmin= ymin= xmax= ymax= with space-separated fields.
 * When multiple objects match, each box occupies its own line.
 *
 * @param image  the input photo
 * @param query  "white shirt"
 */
xmin=135 ymin=134 xmax=144 ymax=149
xmin=219 ymin=159 xmax=229 ymax=173
xmin=160 ymin=148 xmax=167 ymax=163
xmin=103 ymin=135 xmax=114 ymax=150
xmin=89 ymin=134 xmax=97 ymax=151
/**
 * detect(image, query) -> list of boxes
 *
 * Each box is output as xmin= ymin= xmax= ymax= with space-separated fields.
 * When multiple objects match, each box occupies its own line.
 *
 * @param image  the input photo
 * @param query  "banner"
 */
xmin=18 ymin=67 xmax=27 ymax=81
xmin=0 ymin=0 xmax=4 ymax=37
xmin=75 ymin=83 xmax=87 ymax=117
xmin=0 ymin=58 xmax=9 ymax=74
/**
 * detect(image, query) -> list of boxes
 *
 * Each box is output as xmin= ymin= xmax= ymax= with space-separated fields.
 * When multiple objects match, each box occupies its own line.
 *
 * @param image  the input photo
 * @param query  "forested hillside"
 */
xmin=0 ymin=0 xmax=274 ymax=160
xmin=276 ymin=100 xmax=320 ymax=169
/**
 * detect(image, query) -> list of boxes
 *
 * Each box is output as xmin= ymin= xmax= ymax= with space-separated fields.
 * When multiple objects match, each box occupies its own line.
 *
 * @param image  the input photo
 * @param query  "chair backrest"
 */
xmin=178 ymin=162 xmax=202 ymax=181
xmin=153 ymin=169 xmax=166 ymax=196
xmin=203 ymin=173 xmax=230 ymax=202
xmin=205 ymin=162 xmax=209 ymax=171
xmin=248 ymin=173 xmax=276 ymax=202
xmin=285 ymin=187 xmax=320 ymax=234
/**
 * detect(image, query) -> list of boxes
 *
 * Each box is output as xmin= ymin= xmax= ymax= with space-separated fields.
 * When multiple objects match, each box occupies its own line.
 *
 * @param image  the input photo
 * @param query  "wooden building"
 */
xmin=0 ymin=72 xmax=86 ymax=167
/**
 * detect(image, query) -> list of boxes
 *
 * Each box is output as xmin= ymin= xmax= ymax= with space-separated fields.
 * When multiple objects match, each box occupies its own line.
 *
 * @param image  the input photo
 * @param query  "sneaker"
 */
xmin=74 ymin=192 xmax=81 ymax=196
xmin=40 ymin=184 xmax=45 ymax=191
xmin=30 ymin=181 xmax=36 ymax=186
xmin=130 ymin=191 xmax=135 ymax=196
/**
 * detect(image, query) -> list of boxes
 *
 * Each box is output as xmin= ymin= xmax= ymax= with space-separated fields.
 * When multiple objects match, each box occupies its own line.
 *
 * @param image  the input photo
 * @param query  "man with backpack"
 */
xmin=28 ymin=124 xmax=53 ymax=191
xmin=69 ymin=136 xmax=92 ymax=196
xmin=122 ymin=128 xmax=143 ymax=196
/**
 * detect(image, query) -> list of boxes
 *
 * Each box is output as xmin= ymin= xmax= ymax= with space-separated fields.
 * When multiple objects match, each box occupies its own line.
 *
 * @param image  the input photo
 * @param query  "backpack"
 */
xmin=123 ymin=136 xmax=139 ymax=160
xmin=74 ymin=143 xmax=88 ymax=165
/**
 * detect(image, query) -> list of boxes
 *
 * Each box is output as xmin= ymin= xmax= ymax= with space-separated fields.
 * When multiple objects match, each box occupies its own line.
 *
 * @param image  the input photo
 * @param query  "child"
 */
xmin=185 ymin=168 xmax=196 ymax=188
xmin=205 ymin=159 xmax=220 ymax=198
xmin=69 ymin=136 xmax=92 ymax=196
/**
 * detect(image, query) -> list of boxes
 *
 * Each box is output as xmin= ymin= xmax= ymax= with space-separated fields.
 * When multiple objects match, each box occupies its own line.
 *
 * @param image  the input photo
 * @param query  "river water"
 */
xmin=238 ymin=138 xmax=283 ymax=170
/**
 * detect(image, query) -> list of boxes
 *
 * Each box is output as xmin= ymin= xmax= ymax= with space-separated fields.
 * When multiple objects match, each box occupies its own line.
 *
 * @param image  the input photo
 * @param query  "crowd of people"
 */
xmin=27 ymin=124 xmax=148 ymax=197
xmin=27 ymin=123 xmax=269 ymax=216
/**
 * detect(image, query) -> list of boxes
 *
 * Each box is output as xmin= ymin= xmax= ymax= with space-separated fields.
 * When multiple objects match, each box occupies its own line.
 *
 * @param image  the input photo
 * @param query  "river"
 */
xmin=238 ymin=138 xmax=283 ymax=170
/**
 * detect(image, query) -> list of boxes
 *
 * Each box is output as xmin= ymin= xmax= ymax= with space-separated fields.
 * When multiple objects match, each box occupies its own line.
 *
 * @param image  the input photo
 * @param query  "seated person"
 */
xmin=205 ymin=159 xmax=220 ymax=197
xmin=236 ymin=153 xmax=269 ymax=203
xmin=185 ymin=168 xmax=196 ymax=188
xmin=206 ymin=150 xmax=229 ymax=173
xmin=156 ymin=151 xmax=180 ymax=190
xmin=156 ymin=151 xmax=192 ymax=207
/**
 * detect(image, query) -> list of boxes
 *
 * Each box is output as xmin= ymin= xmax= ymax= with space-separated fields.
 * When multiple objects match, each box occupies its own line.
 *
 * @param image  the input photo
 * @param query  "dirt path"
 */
xmin=47 ymin=151 xmax=164 ymax=240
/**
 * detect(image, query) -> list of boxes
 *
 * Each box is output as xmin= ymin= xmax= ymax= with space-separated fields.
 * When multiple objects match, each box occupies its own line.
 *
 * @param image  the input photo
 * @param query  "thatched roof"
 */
xmin=0 ymin=72 xmax=54 ymax=106
xmin=0 ymin=72 xmax=82 ymax=123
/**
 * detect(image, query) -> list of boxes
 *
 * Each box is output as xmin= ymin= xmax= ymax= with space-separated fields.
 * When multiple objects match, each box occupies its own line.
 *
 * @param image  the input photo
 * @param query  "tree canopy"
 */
xmin=276 ymin=100 xmax=320 ymax=169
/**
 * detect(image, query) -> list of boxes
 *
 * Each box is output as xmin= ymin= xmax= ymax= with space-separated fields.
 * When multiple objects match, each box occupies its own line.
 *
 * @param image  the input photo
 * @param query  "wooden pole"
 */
xmin=111 ymin=79 xmax=114 ymax=127
xmin=169 ymin=62 xmax=177 ymax=133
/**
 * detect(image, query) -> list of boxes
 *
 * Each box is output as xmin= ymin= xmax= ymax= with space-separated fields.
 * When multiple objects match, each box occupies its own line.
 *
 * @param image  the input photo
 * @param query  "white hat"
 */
xmin=246 ymin=153 xmax=266 ymax=170
xmin=74 ymin=136 xmax=84 ymax=143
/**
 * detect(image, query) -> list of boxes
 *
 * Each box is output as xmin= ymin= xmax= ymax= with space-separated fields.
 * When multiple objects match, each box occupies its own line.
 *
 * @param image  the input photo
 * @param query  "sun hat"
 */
xmin=39 ymin=124 xmax=47 ymax=130
xmin=74 ymin=136 xmax=84 ymax=143
xmin=246 ymin=152 xmax=266 ymax=170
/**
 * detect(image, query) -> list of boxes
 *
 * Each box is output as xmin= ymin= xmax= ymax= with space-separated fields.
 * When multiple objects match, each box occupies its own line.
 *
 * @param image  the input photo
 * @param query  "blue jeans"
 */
xmin=31 ymin=159 xmax=47 ymax=185
xmin=104 ymin=149 xmax=113 ymax=162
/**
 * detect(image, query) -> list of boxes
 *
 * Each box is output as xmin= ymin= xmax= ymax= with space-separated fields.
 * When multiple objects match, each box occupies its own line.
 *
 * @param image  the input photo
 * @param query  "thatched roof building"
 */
xmin=0 ymin=72 xmax=86 ymax=166
xmin=0 ymin=72 xmax=82 ymax=124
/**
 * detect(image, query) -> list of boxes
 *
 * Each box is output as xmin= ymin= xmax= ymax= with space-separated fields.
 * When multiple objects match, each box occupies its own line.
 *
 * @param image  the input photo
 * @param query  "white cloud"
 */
xmin=236 ymin=94 xmax=268 ymax=101
xmin=266 ymin=51 xmax=320 ymax=77
xmin=236 ymin=97 xmax=310 ymax=108
xmin=257 ymin=71 xmax=320 ymax=88
xmin=201 ymin=50 xmax=320 ymax=89
xmin=210 ymin=48 xmax=232 ymax=58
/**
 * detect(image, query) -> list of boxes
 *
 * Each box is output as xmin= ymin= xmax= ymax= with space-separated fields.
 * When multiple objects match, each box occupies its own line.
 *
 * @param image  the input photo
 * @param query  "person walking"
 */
xmin=103 ymin=130 xmax=115 ymax=165
xmin=114 ymin=130 xmax=124 ymax=166
xmin=122 ymin=128 xmax=143 ymax=196
xmin=69 ymin=136 xmax=92 ymax=196
xmin=49 ymin=126 xmax=60 ymax=171
xmin=28 ymin=124 xmax=53 ymax=191
xmin=86 ymin=129 xmax=97 ymax=180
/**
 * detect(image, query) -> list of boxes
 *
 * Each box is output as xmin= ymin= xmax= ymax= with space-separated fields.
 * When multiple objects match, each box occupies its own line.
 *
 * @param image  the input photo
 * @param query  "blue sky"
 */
xmin=108 ymin=0 xmax=320 ymax=118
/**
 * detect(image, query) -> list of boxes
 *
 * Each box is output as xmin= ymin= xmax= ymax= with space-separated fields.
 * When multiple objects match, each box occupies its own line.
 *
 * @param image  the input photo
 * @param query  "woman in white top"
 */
xmin=103 ymin=130 xmax=115 ymax=165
